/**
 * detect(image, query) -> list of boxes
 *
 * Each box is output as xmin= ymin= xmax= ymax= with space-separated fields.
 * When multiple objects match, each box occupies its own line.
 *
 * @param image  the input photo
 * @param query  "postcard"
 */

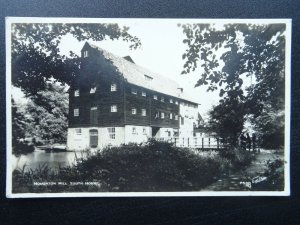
xmin=6 ymin=17 xmax=291 ymax=197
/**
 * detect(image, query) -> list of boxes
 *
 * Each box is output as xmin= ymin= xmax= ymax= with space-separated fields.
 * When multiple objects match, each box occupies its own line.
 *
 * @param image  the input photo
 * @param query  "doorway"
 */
xmin=89 ymin=129 xmax=98 ymax=148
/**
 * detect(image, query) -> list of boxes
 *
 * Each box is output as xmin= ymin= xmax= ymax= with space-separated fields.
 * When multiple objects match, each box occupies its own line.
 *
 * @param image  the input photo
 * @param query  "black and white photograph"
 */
xmin=6 ymin=18 xmax=291 ymax=197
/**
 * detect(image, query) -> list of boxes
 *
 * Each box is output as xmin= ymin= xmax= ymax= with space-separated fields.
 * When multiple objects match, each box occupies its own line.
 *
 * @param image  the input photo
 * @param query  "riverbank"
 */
xmin=12 ymin=141 xmax=254 ymax=193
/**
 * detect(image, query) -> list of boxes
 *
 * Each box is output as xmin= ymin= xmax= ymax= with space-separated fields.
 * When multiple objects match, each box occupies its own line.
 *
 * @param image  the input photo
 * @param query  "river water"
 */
xmin=12 ymin=149 xmax=89 ymax=172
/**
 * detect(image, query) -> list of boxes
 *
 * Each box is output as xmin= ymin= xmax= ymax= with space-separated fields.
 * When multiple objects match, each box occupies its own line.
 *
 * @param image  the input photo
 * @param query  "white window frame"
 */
xmin=132 ymin=108 xmax=137 ymax=115
xmin=75 ymin=128 xmax=82 ymax=135
xmin=108 ymin=127 xmax=116 ymax=139
xmin=142 ymin=91 xmax=146 ymax=97
xmin=170 ymin=113 xmax=173 ymax=119
xmin=132 ymin=127 xmax=137 ymax=134
xmin=169 ymin=99 xmax=173 ymax=103
xmin=161 ymin=112 xmax=165 ymax=119
xmin=175 ymin=101 xmax=179 ymax=105
xmin=111 ymin=105 xmax=117 ymax=112
xmin=83 ymin=50 xmax=89 ymax=58
xmin=74 ymin=90 xmax=79 ymax=97
xmin=90 ymin=87 xmax=97 ymax=94
xmin=74 ymin=108 xmax=79 ymax=117
xmin=161 ymin=97 xmax=164 ymax=102
xmin=141 ymin=109 xmax=146 ymax=116
xmin=131 ymin=88 xmax=137 ymax=95
xmin=111 ymin=83 xmax=117 ymax=92
xmin=91 ymin=106 xmax=97 ymax=111
xmin=155 ymin=112 xmax=159 ymax=119
xmin=175 ymin=115 xmax=178 ymax=120
xmin=153 ymin=95 xmax=158 ymax=100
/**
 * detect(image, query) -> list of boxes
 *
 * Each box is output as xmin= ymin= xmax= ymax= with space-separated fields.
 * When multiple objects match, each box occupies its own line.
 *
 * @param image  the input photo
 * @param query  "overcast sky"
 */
xmin=58 ymin=20 xmax=221 ymax=118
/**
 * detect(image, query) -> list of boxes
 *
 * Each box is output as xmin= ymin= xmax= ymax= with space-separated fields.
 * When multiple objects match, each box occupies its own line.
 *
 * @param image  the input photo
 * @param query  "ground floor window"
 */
xmin=108 ymin=127 xmax=116 ymax=139
xmin=143 ymin=128 xmax=147 ymax=134
xmin=132 ymin=127 xmax=137 ymax=134
xmin=75 ymin=128 xmax=82 ymax=135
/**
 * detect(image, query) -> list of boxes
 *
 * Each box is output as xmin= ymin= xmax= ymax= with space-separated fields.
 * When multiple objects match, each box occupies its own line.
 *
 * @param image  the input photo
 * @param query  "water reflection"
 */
xmin=12 ymin=149 xmax=89 ymax=172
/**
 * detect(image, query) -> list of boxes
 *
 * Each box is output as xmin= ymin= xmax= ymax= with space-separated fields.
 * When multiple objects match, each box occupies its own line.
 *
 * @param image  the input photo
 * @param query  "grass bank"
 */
xmin=12 ymin=140 xmax=253 ymax=193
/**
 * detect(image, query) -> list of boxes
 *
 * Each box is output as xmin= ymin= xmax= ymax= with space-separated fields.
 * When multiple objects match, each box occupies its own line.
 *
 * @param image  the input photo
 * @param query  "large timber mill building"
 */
xmin=67 ymin=42 xmax=201 ymax=150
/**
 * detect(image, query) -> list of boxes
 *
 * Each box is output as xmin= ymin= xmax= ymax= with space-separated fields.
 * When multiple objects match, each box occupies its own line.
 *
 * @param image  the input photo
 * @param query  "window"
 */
xmin=161 ymin=112 xmax=165 ymax=119
xmin=181 ymin=117 xmax=184 ymax=125
xmin=111 ymin=83 xmax=117 ymax=92
xmin=170 ymin=113 xmax=173 ymax=119
xmin=83 ymin=50 xmax=89 ymax=58
xmin=108 ymin=127 xmax=115 ymax=139
xmin=74 ymin=108 xmax=79 ymax=117
xmin=169 ymin=99 xmax=173 ymax=103
xmin=132 ymin=108 xmax=137 ymax=115
xmin=74 ymin=90 xmax=79 ymax=97
xmin=90 ymin=107 xmax=98 ymax=125
xmin=132 ymin=127 xmax=137 ymax=134
xmin=144 ymin=74 xmax=153 ymax=81
xmin=175 ymin=115 xmax=178 ymax=120
xmin=155 ymin=112 xmax=159 ymax=119
xmin=143 ymin=128 xmax=147 ymax=134
xmin=153 ymin=95 xmax=158 ymax=100
xmin=75 ymin=128 xmax=82 ymax=135
xmin=141 ymin=109 xmax=146 ymax=116
xmin=131 ymin=88 xmax=137 ymax=95
xmin=161 ymin=97 xmax=164 ymax=102
xmin=142 ymin=91 xmax=146 ymax=97
xmin=175 ymin=101 xmax=179 ymax=105
xmin=111 ymin=105 xmax=117 ymax=112
xmin=90 ymin=87 xmax=96 ymax=94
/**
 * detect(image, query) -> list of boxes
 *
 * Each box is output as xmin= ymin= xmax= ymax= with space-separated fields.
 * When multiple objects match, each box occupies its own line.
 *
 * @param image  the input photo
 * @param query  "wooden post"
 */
xmin=202 ymin=138 xmax=204 ymax=149
xmin=217 ymin=138 xmax=219 ymax=150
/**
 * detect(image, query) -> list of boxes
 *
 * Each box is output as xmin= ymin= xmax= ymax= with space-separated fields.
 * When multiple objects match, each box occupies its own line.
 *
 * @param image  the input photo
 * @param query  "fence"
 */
xmin=152 ymin=137 xmax=227 ymax=150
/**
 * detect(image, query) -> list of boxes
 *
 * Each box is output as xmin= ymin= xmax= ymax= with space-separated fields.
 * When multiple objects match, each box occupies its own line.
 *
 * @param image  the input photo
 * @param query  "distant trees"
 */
xmin=180 ymin=23 xmax=286 ymax=148
xmin=12 ymin=82 xmax=69 ymax=155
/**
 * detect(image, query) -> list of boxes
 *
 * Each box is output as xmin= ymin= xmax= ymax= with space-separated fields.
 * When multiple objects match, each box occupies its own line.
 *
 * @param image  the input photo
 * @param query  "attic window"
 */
xmin=83 ymin=50 xmax=89 ymax=58
xmin=90 ymin=87 xmax=97 ymax=94
xmin=144 ymin=75 xmax=153 ymax=81
xmin=74 ymin=89 xmax=79 ymax=97
xmin=131 ymin=88 xmax=137 ymax=95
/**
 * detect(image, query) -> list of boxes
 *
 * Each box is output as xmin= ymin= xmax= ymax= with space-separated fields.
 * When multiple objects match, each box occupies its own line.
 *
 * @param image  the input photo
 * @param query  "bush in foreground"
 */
xmin=12 ymin=140 xmax=253 ymax=193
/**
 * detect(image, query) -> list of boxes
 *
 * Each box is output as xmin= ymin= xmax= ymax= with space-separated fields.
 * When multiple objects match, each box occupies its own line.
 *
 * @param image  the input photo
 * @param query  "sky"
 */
xmin=58 ymin=20 xmax=221 ymax=118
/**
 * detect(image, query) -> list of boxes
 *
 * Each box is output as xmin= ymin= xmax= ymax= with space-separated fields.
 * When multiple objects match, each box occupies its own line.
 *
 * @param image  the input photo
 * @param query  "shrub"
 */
xmin=12 ymin=140 xmax=255 ymax=193
xmin=12 ymin=140 xmax=34 ymax=156
xmin=219 ymin=147 xmax=253 ymax=171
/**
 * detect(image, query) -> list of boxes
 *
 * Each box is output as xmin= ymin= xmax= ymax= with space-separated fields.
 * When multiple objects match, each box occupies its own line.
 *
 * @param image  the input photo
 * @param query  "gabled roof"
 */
xmin=85 ymin=42 xmax=197 ymax=104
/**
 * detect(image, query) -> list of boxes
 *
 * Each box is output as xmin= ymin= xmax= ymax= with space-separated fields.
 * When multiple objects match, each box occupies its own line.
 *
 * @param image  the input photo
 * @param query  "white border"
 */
xmin=6 ymin=17 xmax=292 ymax=198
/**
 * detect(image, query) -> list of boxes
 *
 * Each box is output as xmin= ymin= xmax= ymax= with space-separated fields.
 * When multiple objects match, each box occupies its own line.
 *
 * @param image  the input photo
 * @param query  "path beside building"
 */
xmin=201 ymin=150 xmax=284 ymax=191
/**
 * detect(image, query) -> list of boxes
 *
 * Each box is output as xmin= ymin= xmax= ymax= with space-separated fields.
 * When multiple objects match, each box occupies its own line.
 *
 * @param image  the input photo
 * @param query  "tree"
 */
xmin=12 ymin=98 xmax=34 ymax=155
xmin=207 ymin=98 xmax=245 ymax=147
xmin=179 ymin=23 xmax=286 ymax=147
xmin=11 ymin=23 xmax=141 ymax=96
xmin=25 ymin=82 xmax=69 ymax=144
